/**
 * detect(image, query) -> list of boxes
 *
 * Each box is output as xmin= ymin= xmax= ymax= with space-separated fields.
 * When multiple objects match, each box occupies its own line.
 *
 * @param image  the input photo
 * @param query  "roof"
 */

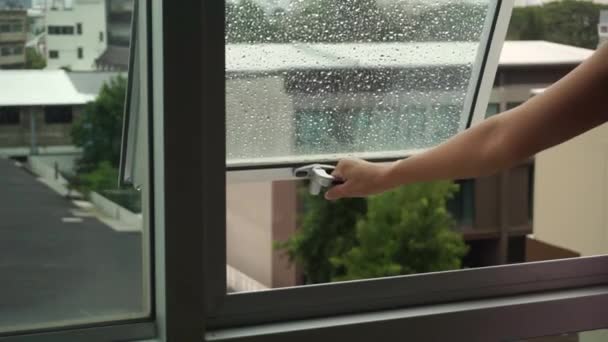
xmin=67 ymin=71 xmax=122 ymax=97
xmin=226 ymin=40 xmax=593 ymax=73
xmin=95 ymin=46 xmax=129 ymax=71
xmin=499 ymin=41 xmax=594 ymax=67
xmin=0 ymin=70 xmax=94 ymax=106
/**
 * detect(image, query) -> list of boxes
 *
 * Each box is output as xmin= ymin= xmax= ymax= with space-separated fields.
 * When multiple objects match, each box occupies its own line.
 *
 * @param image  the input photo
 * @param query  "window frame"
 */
xmin=193 ymin=0 xmax=608 ymax=338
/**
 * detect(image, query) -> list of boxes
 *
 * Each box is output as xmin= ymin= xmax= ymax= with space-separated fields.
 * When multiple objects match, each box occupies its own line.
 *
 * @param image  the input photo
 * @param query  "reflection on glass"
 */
xmin=225 ymin=0 xmax=493 ymax=165
xmin=0 ymin=0 xmax=147 ymax=334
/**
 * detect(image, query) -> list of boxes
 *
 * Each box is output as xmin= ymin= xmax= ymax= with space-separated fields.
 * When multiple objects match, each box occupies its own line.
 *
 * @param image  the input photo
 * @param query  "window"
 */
xmin=77 ymin=22 xmax=82 ymax=34
xmin=0 ymin=46 xmax=10 ymax=56
xmin=486 ymin=102 xmax=499 ymax=117
xmin=0 ymin=107 xmax=19 ymax=125
xmin=78 ymin=47 xmax=83 ymax=59
xmin=0 ymin=1 xmax=157 ymax=340
xmin=601 ymin=25 xmax=607 ymax=34
xmin=0 ymin=20 xmax=23 ymax=33
xmin=48 ymin=25 xmax=74 ymax=35
xmin=49 ymin=50 xmax=59 ymax=59
xmin=44 ymin=106 xmax=73 ymax=123
xmin=99 ymin=31 xmax=104 ymax=42
xmin=507 ymin=101 xmax=523 ymax=110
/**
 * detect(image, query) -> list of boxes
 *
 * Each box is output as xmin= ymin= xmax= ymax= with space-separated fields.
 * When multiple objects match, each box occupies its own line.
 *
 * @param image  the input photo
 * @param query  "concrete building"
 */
xmin=0 ymin=9 xmax=26 ymax=68
xmin=223 ymin=40 xmax=594 ymax=292
xmin=95 ymin=0 xmax=132 ymax=71
xmin=45 ymin=0 xmax=107 ymax=71
xmin=600 ymin=10 xmax=608 ymax=46
xmin=0 ymin=70 xmax=94 ymax=155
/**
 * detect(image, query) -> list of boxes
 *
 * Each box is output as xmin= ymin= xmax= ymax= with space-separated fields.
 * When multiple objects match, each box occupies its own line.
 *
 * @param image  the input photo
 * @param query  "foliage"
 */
xmin=25 ymin=48 xmax=46 ymax=69
xmin=332 ymin=182 xmax=468 ymax=281
xmin=507 ymin=1 xmax=608 ymax=49
xmin=78 ymin=161 xmax=119 ymax=194
xmin=278 ymin=182 xmax=468 ymax=284
xmin=71 ymin=75 xmax=126 ymax=172
xmin=276 ymin=186 xmax=367 ymax=284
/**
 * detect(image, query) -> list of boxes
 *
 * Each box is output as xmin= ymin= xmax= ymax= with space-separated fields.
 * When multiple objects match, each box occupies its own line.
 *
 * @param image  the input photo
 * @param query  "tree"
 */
xmin=71 ymin=75 xmax=126 ymax=172
xmin=277 ymin=186 xmax=367 ymax=284
xmin=278 ymin=181 xmax=468 ymax=283
xmin=25 ymin=47 xmax=46 ymax=69
xmin=331 ymin=182 xmax=469 ymax=281
xmin=226 ymin=0 xmax=276 ymax=43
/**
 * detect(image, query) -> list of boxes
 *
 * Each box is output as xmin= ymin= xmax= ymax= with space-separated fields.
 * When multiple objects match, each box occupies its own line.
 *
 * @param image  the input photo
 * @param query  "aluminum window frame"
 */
xmin=198 ymin=0 xmax=608 ymax=336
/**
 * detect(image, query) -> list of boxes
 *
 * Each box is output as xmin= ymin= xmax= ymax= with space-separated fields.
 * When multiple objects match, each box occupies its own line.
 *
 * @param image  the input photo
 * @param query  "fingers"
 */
xmin=325 ymin=182 xmax=349 ymax=200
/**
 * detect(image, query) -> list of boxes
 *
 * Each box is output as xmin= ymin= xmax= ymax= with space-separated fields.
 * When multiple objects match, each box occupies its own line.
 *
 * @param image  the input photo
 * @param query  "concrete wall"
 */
xmin=534 ymin=123 xmax=608 ymax=256
xmin=0 ymin=106 xmax=83 ymax=148
xmin=226 ymin=182 xmax=274 ymax=288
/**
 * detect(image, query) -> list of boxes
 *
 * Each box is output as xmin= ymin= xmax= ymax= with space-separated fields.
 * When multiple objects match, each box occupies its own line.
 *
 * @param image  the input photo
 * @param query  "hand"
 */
xmin=325 ymin=158 xmax=394 ymax=200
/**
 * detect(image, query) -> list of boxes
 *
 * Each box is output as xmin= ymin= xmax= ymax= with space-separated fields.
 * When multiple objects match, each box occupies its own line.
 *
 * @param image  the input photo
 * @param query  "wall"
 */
xmin=45 ymin=0 xmax=107 ymax=71
xmin=534 ymin=123 xmax=608 ymax=256
xmin=0 ymin=106 xmax=82 ymax=148
xmin=226 ymin=182 xmax=274 ymax=288
xmin=0 ymin=10 xmax=27 ymax=68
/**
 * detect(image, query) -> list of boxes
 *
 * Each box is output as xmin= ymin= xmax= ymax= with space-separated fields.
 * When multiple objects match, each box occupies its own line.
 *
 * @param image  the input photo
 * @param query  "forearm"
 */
xmin=383 ymin=43 xmax=608 ymax=188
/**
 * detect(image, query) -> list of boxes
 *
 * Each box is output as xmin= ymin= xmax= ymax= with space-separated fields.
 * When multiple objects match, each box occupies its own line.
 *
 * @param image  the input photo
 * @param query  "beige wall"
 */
xmin=534 ymin=123 xmax=608 ymax=256
xmin=226 ymin=182 xmax=273 ymax=287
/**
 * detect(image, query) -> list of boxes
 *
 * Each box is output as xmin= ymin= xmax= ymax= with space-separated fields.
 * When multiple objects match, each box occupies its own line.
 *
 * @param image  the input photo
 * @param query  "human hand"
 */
xmin=324 ymin=158 xmax=395 ymax=200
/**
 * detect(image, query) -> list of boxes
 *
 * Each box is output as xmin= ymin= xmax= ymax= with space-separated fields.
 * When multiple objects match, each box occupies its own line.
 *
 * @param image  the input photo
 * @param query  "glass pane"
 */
xmin=226 ymin=0 xmax=603 ymax=294
xmin=226 ymin=0 xmax=496 ymax=166
xmin=0 ymin=0 xmax=150 ymax=333
xmin=518 ymin=328 xmax=608 ymax=342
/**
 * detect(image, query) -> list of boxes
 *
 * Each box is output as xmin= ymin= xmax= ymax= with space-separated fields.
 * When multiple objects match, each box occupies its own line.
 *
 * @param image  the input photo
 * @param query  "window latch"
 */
xmin=293 ymin=164 xmax=343 ymax=195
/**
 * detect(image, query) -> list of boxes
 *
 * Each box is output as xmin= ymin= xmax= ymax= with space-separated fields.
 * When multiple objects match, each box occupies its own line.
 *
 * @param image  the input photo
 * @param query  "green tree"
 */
xmin=25 ymin=47 xmax=46 ymax=69
xmin=277 ymin=187 xmax=367 ymax=284
xmin=278 ymin=182 xmax=468 ymax=283
xmin=71 ymin=75 xmax=126 ymax=172
xmin=226 ymin=0 xmax=276 ymax=43
xmin=332 ymin=182 xmax=469 ymax=281
xmin=79 ymin=160 xmax=119 ymax=193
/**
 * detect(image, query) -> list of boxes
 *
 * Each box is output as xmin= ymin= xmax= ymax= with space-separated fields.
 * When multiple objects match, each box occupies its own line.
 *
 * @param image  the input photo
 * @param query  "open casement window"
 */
xmin=121 ymin=0 xmax=608 ymax=341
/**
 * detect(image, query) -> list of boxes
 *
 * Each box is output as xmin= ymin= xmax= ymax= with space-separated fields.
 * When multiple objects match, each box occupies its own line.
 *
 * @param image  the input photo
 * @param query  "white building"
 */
xmin=600 ymin=10 xmax=608 ymax=46
xmin=45 ymin=0 xmax=107 ymax=71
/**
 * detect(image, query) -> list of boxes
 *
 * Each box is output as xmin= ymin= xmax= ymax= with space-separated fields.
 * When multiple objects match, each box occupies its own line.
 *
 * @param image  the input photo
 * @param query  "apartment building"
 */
xmin=95 ymin=0 xmax=132 ymax=71
xmin=45 ymin=0 xmax=106 ymax=71
xmin=0 ymin=9 xmax=26 ymax=68
xmin=225 ymin=40 xmax=593 ymax=292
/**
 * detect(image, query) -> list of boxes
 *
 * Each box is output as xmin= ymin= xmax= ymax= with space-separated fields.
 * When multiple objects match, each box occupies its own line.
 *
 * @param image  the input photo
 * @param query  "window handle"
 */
xmin=293 ymin=164 xmax=344 ymax=195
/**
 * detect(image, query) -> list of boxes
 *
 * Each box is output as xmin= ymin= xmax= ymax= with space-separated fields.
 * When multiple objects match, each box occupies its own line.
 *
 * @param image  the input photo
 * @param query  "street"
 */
xmin=0 ymin=158 xmax=144 ymax=332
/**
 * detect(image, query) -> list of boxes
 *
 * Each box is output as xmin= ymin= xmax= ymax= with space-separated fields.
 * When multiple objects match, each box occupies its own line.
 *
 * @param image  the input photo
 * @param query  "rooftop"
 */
xmin=0 ymin=70 xmax=94 ymax=106
xmin=226 ymin=40 xmax=594 ymax=73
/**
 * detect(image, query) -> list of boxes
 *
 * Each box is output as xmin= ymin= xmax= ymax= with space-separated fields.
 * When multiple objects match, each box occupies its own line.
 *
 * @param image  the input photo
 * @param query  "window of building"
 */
xmin=44 ymin=106 xmax=73 ymax=124
xmin=507 ymin=101 xmax=523 ymax=110
xmin=78 ymin=47 xmax=83 ymax=59
xmin=601 ymin=25 xmax=608 ymax=34
xmin=0 ymin=20 xmax=23 ymax=33
xmin=48 ymin=25 xmax=74 ymax=35
xmin=99 ymin=31 xmax=104 ymax=42
xmin=0 ymin=46 xmax=10 ymax=56
xmin=486 ymin=103 xmax=500 ymax=118
xmin=0 ymin=107 xmax=20 ymax=125
xmin=77 ymin=22 xmax=82 ymax=34
xmin=49 ymin=50 xmax=59 ymax=59
xmin=61 ymin=26 xmax=74 ymax=35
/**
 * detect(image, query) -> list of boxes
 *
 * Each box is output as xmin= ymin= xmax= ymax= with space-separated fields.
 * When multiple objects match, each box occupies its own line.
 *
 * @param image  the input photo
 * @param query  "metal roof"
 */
xmin=67 ymin=71 xmax=122 ymax=97
xmin=0 ymin=70 xmax=94 ymax=106
xmin=226 ymin=40 xmax=594 ymax=73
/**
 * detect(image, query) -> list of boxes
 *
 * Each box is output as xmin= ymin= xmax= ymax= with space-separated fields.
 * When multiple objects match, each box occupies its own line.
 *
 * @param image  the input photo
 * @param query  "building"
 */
xmin=0 ymin=0 xmax=31 ymax=9
xmin=95 ymin=0 xmax=132 ymax=71
xmin=0 ymin=9 xmax=26 ymax=68
xmin=600 ymin=10 xmax=608 ymax=46
xmin=0 ymin=70 xmax=94 ymax=155
xmin=223 ymin=40 xmax=594 ymax=292
xmin=45 ymin=0 xmax=107 ymax=71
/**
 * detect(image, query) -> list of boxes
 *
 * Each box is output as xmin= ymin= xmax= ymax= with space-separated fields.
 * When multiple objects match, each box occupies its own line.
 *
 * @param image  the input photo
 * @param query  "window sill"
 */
xmin=207 ymin=285 xmax=608 ymax=342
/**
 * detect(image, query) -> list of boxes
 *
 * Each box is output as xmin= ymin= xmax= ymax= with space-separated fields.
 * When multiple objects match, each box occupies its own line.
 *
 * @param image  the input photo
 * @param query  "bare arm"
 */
xmin=326 ymin=43 xmax=608 ymax=200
